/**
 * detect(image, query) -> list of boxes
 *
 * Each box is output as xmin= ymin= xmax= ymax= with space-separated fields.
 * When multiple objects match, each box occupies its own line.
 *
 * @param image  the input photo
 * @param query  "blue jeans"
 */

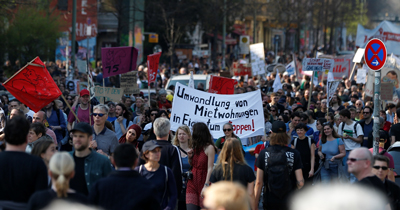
xmin=343 ymin=150 xmax=358 ymax=183
xmin=321 ymin=164 xmax=338 ymax=182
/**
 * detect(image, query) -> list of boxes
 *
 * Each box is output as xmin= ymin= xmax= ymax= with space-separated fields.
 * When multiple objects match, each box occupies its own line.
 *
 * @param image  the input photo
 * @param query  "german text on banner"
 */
xmin=170 ymin=82 xmax=265 ymax=139
xmin=208 ymin=75 xmax=237 ymax=94
xmin=3 ymin=57 xmax=62 ymax=112
xmin=147 ymin=52 xmax=161 ymax=84
xmin=101 ymin=46 xmax=138 ymax=78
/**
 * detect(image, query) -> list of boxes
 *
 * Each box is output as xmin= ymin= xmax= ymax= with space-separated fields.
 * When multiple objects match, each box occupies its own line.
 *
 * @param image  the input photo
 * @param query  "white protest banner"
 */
xmin=356 ymin=20 xmax=400 ymax=55
xmin=356 ymin=66 xmax=367 ymax=84
xmin=250 ymin=43 xmax=266 ymax=76
xmin=273 ymin=73 xmax=282 ymax=92
xmin=77 ymin=59 xmax=87 ymax=73
xmin=94 ymin=86 xmax=123 ymax=103
xmin=120 ymin=71 xmax=139 ymax=94
xmin=285 ymin=61 xmax=295 ymax=76
xmin=170 ymin=83 xmax=264 ymax=139
xmin=327 ymin=81 xmax=340 ymax=108
xmin=353 ymin=48 xmax=365 ymax=63
xmin=302 ymin=58 xmax=334 ymax=72
xmin=66 ymin=79 xmax=80 ymax=95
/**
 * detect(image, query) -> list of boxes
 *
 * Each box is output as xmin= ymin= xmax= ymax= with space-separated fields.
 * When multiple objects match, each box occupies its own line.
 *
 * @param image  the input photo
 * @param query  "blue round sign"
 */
xmin=364 ymin=38 xmax=387 ymax=71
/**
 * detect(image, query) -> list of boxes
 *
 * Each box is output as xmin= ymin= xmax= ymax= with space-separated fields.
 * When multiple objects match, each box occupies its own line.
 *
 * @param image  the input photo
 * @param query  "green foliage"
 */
xmin=4 ymin=6 xmax=62 ymax=63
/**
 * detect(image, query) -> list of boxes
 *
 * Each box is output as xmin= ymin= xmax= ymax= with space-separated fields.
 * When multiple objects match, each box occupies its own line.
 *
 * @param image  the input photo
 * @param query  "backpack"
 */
xmin=264 ymin=146 xmax=294 ymax=198
xmin=341 ymin=121 xmax=360 ymax=137
xmin=293 ymin=136 xmax=312 ymax=148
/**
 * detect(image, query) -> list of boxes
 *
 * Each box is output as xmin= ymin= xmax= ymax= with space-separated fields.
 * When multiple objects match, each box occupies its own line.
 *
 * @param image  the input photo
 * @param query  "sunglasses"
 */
xmin=223 ymin=129 xmax=232 ymax=132
xmin=348 ymin=158 xmax=367 ymax=162
xmin=357 ymin=112 xmax=361 ymax=113
xmin=271 ymin=110 xmax=276 ymax=112
xmin=373 ymin=166 xmax=388 ymax=170
xmin=151 ymin=113 xmax=157 ymax=116
xmin=284 ymin=112 xmax=289 ymax=115
xmin=363 ymin=112 xmax=370 ymax=114
xmin=92 ymin=113 xmax=105 ymax=117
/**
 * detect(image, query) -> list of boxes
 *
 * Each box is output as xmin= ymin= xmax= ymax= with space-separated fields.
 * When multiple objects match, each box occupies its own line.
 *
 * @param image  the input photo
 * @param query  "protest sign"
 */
xmin=66 ymin=79 xmax=80 ymax=95
xmin=94 ymin=86 xmax=123 ymax=104
xmin=120 ymin=71 xmax=139 ymax=94
xmin=356 ymin=66 xmax=367 ymax=84
xmin=208 ymin=75 xmax=237 ymax=94
xmin=381 ymin=83 xmax=394 ymax=101
xmin=302 ymin=58 xmax=334 ymax=72
xmin=3 ymin=57 xmax=62 ymax=112
xmin=327 ymin=81 xmax=340 ymax=108
xmin=170 ymin=83 xmax=264 ymax=139
xmin=250 ymin=43 xmax=265 ymax=76
xmin=147 ymin=52 xmax=162 ymax=84
xmin=101 ymin=46 xmax=139 ymax=78
xmin=273 ymin=73 xmax=282 ymax=92
xmin=285 ymin=61 xmax=295 ymax=76
xmin=353 ymin=48 xmax=365 ymax=63
xmin=77 ymin=59 xmax=87 ymax=73
xmin=232 ymin=62 xmax=252 ymax=77
xmin=356 ymin=20 xmax=400 ymax=55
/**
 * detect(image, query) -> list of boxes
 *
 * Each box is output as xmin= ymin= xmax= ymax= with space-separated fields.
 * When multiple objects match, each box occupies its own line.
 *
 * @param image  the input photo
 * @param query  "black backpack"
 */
xmin=264 ymin=146 xmax=294 ymax=198
xmin=341 ymin=121 xmax=361 ymax=137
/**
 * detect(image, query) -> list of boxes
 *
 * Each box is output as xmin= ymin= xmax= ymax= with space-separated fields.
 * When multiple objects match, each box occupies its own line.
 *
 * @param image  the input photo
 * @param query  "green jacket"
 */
xmin=69 ymin=149 xmax=113 ymax=192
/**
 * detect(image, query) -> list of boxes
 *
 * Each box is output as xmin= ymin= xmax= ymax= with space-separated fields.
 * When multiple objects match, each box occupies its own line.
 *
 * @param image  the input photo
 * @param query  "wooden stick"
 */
xmin=3 ymin=57 xmax=39 ymax=84
xmin=349 ymin=62 xmax=357 ymax=80
xmin=60 ymin=94 xmax=80 ymax=123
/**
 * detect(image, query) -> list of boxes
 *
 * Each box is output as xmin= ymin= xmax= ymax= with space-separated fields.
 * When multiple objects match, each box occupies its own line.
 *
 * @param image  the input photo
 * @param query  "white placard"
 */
xmin=353 ymin=48 xmax=365 ymax=63
xmin=327 ymin=81 xmax=340 ymax=108
xmin=286 ymin=61 xmax=295 ymax=76
xmin=273 ymin=73 xmax=282 ymax=92
xmin=302 ymin=58 xmax=334 ymax=72
xmin=250 ymin=43 xmax=266 ymax=76
xmin=356 ymin=66 xmax=367 ymax=84
xmin=170 ymin=83 xmax=265 ymax=139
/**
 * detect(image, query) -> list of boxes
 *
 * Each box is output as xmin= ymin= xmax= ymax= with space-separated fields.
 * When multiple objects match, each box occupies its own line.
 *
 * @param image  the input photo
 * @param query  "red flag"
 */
xmin=208 ymin=75 xmax=238 ymax=94
xmin=147 ymin=52 xmax=161 ymax=84
xmin=3 ymin=57 xmax=62 ymax=112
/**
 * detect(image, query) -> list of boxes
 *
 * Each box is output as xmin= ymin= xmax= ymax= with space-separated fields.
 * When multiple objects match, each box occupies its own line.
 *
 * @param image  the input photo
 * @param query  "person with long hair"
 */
xmin=328 ymin=95 xmax=344 ymax=114
xmin=317 ymin=122 xmax=346 ymax=182
xmin=118 ymin=124 xmax=142 ymax=148
xmin=172 ymin=125 xmax=193 ymax=210
xmin=31 ymin=139 xmax=57 ymax=170
xmin=27 ymin=152 xmax=87 ymax=210
xmin=210 ymin=138 xmax=256 ymax=210
xmin=313 ymin=118 xmax=327 ymax=148
xmin=138 ymin=140 xmax=177 ymax=210
xmin=186 ymin=122 xmax=217 ymax=210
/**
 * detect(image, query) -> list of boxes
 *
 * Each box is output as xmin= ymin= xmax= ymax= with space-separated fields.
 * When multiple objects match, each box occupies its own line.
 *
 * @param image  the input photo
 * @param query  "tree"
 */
xmin=4 ymin=6 xmax=62 ymax=64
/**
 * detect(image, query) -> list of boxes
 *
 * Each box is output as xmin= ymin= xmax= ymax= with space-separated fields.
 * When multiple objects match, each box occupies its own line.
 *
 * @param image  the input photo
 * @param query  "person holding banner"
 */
xmin=67 ymin=89 xmax=94 ymax=131
xmin=187 ymin=122 xmax=217 ymax=210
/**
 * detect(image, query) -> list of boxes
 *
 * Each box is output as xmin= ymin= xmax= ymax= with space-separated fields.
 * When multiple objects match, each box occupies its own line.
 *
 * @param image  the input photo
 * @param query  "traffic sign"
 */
xmin=364 ymin=38 xmax=387 ymax=71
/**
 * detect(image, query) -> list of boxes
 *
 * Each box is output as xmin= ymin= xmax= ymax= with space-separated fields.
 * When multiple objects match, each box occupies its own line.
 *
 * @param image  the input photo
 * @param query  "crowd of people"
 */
xmin=0 ymin=53 xmax=400 ymax=210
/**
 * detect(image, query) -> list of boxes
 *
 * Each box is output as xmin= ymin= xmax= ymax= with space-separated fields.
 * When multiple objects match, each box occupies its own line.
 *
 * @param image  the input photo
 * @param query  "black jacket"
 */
xmin=139 ymin=140 xmax=183 ymax=197
xmin=88 ymin=170 xmax=161 ymax=210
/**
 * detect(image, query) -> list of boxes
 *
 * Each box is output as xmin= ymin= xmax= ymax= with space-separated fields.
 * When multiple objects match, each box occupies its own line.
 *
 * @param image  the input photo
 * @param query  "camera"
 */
xmin=183 ymin=171 xmax=193 ymax=180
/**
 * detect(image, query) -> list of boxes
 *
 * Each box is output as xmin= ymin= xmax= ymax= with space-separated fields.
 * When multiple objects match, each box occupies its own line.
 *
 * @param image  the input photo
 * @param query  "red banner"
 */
xmin=232 ymin=62 xmax=252 ymax=77
xmin=3 ymin=57 xmax=62 ymax=112
xmin=147 ymin=52 xmax=161 ymax=84
xmin=208 ymin=75 xmax=238 ymax=94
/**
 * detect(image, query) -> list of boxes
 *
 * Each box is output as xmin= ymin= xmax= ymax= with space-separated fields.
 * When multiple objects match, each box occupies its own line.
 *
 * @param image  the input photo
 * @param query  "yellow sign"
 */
xmin=149 ymin=34 xmax=158 ymax=43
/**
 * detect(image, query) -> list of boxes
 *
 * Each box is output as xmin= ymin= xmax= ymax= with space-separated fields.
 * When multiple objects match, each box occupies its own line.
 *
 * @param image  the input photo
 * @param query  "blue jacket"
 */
xmin=69 ymin=149 xmax=113 ymax=193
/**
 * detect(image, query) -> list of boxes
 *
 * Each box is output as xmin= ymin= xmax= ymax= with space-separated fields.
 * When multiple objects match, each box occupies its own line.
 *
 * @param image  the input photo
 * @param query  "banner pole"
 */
xmin=102 ymin=78 xmax=106 ymax=104
xmin=60 ymin=94 xmax=80 ymax=123
xmin=349 ymin=62 xmax=357 ymax=80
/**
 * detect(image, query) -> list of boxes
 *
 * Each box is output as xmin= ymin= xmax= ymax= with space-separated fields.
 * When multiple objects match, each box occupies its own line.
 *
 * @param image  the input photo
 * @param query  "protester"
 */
xmin=31 ymin=139 xmax=57 ymax=175
xmin=287 ymin=112 xmax=314 ymax=141
xmin=28 ymin=152 xmax=88 ymax=210
xmin=91 ymin=104 xmax=119 ymax=157
xmin=106 ymin=102 xmax=117 ymax=122
xmin=0 ymin=116 xmax=48 ymax=208
xmin=210 ymin=137 xmax=256 ymax=210
xmin=203 ymin=181 xmax=250 ymax=210
xmin=379 ymin=110 xmax=391 ymax=132
xmin=389 ymin=108 xmax=400 ymax=145
xmin=215 ymin=123 xmax=243 ymax=152
xmin=138 ymin=140 xmax=177 ymax=210
xmin=186 ymin=122 xmax=217 ymax=210
xmin=371 ymin=155 xmax=400 ymax=210
xmin=386 ymin=103 xmax=396 ymax=123
xmin=26 ymin=122 xmax=53 ymax=153
xmin=33 ymin=111 xmax=57 ymax=145
xmin=69 ymin=122 xmax=112 ymax=196
xmin=112 ymin=103 xmax=134 ymax=139
xmin=67 ymin=89 xmax=94 ymax=130
xmin=89 ymin=144 xmax=161 ymax=210
xmin=317 ymin=122 xmax=346 ymax=182
xmin=290 ymin=123 xmax=315 ymax=185
xmin=367 ymin=117 xmax=390 ymax=150
xmin=172 ymin=125 xmax=193 ymax=210
xmin=45 ymin=101 xmax=67 ymax=145
xmin=255 ymin=121 xmax=303 ymax=210
xmin=118 ymin=124 xmax=142 ymax=148
xmin=359 ymin=106 xmax=373 ymax=147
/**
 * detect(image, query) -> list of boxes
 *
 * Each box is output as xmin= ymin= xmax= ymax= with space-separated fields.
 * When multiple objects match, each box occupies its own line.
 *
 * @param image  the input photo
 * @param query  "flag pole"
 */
xmin=3 ymin=57 xmax=39 ymax=84
xmin=60 ymin=94 xmax=80 ymax=123
xmin=147 ymin=60 xmax=151 ymax=108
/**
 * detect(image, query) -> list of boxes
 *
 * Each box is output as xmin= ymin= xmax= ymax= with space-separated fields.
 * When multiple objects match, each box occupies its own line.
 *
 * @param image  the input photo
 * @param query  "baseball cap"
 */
xmin=142 ymin=140 xmax=162 ymax=152
xmin=278 ymin=96 xmax=286 ymax=104
xmin=271 ymin=121 xmax=286 ymax=133
xmin=70 ymin=122 xmax=93 ymax=136
xmin=80 ymin=89 xmax=90 ymax=97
